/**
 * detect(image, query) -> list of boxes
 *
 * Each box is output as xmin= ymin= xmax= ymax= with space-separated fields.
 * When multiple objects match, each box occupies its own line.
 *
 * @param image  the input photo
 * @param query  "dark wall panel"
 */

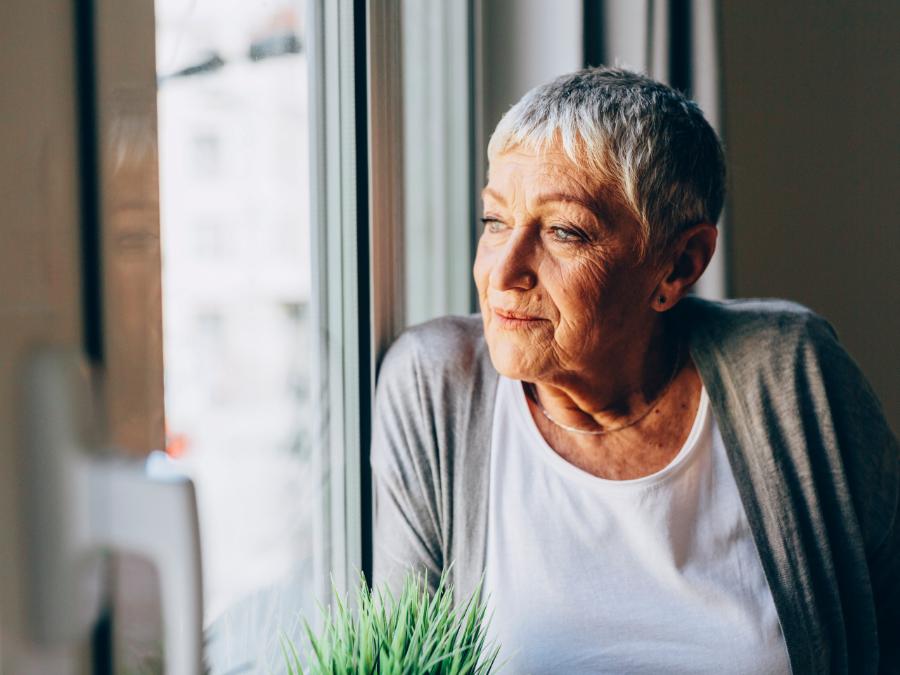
xmin=721 ymin=1 xmax=900 ymax=432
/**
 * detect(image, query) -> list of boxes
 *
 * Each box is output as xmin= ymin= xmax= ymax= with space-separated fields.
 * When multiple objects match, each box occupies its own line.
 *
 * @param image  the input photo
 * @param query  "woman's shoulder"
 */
xmin=378 ymin=313 xmax=493 ymax=387
xmin=681 ymin=296 xmax=891 ymax=456
xmin=678 ymin=294 xmax=830 ymax=330
xmin=678 ymin=295 xmax=863 ymax=418
xmin=677 ymin=295 xmax=838 ymax=359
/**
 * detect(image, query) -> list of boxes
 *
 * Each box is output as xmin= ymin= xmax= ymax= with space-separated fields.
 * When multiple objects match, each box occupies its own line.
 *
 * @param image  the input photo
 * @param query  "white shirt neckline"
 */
xmin=485 ymin=377 xmax=791 ymax=674
xmin=507 ymin=376 xmax=711 ymax=491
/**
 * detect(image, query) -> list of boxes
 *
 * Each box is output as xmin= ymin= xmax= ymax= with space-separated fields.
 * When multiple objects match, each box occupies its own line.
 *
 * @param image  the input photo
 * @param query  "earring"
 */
xmin=658 ymin=295 xmax=666 ymax=305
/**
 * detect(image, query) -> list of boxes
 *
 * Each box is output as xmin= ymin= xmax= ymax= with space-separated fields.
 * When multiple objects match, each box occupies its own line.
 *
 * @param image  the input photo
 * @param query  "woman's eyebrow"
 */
xmin=535 ymin=193 xmax=612 ymax=227
xmin=534 ymin=192 xmax=597 ymax=211
xmin=482 ymin=187 xmax=606 ymax=222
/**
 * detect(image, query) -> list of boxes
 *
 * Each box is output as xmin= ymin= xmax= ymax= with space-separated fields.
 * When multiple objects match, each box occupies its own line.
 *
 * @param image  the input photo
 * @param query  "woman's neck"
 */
xmin=528 ymin=316 xmax=683 ymax=432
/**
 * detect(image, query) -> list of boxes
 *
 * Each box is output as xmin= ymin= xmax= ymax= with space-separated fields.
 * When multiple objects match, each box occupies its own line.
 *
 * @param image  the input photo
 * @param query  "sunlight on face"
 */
xmin=473 ymin=146 xmax=660 ymax=385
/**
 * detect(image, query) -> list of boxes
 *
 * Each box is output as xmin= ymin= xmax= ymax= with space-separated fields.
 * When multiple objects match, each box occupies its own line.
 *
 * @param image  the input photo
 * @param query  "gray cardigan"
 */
xmin=370 ymin=297 xmax=899 ymax=674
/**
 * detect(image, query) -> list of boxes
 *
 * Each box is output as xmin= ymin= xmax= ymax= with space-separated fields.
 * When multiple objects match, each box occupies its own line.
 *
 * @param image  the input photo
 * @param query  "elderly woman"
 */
xmin=371 ymin=68 xmax=898 ymax=673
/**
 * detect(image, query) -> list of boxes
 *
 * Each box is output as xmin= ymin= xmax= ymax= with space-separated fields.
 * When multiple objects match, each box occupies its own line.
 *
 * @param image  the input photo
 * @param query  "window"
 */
xmin=152 ymin=0 xmax=357 ymax=671
xmin=4 ymin=0 xmax=468 ymax=671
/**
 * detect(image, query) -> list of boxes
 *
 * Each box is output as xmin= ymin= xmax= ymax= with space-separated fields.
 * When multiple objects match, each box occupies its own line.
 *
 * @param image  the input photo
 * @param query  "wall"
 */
xmin=720 ymin=1 xmax=900 ymax=433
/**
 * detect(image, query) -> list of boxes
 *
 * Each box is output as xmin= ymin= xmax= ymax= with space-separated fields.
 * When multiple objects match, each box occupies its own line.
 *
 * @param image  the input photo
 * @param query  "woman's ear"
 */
xmin=652 ymin=223 xmax=718 ymax=311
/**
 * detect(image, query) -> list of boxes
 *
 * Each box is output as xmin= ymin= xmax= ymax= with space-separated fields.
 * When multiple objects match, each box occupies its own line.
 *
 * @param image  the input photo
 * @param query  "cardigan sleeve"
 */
xmin=369 ymin=314 xmax=496 ymax=606
xmin=870 ymin=498 xmax=899 ymax=674
xmin=810 ymin=316 xmax=900 ymax=673
xmin=370 ymin=330 xmax=444 ymax=598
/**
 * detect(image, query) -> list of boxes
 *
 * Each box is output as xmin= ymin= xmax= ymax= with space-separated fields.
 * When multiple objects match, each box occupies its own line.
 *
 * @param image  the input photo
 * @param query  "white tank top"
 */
xmin=483 ymin=376 xmax=792 ymax=674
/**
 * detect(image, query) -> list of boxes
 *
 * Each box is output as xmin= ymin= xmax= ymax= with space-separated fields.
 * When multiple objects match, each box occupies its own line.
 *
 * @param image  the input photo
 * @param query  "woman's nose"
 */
xmin=490 ymin=228 xmax=538 ymax=291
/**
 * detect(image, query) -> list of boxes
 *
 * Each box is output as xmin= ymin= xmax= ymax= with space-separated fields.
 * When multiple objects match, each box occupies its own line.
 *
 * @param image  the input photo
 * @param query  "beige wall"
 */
xmin=720 ymin=1 xmax=899 ymax=433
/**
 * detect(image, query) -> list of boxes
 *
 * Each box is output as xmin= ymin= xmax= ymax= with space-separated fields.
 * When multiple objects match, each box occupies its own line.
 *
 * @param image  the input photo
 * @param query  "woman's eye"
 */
xmin=481 ymin=218 xmax=506 ymax=234
xmin=549 ymin=225 xmax=582 ymax=242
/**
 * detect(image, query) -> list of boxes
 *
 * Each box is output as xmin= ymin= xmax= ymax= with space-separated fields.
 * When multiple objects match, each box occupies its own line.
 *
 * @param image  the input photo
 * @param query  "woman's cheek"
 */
xmin=556 ymin=261 xmax=606 ymax=316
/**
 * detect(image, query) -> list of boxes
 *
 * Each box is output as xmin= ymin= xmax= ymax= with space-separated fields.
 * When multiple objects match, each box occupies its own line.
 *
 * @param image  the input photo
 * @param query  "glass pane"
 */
xmin=154 ymin=1 xmax=317 ymax=671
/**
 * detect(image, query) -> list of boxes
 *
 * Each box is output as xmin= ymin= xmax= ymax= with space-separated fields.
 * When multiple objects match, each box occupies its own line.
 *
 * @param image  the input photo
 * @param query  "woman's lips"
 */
xmin=493 ymin=308 xmax=545 ymax=329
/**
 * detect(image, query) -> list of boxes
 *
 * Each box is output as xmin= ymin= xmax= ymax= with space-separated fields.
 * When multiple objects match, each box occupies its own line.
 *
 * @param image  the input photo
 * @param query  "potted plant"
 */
xmin=281 ymin=571 xmax=499 ymax=674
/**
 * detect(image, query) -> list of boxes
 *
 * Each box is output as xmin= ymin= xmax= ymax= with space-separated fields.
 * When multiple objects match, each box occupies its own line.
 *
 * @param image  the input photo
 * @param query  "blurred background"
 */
xmin=1 ymin=1 xmax=897 ymax=673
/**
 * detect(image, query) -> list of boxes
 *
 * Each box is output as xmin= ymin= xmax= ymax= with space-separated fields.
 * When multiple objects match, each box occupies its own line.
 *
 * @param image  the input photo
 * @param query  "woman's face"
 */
xmin=473 ymin=146 xmax=662 ymax=385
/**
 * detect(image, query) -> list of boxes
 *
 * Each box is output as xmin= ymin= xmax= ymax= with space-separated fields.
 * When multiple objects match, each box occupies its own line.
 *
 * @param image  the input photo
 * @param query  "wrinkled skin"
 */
xmin=475 ymin=147 xmax=660 ymax=396
xmin=473 ymin=145 xmax=717 ymax=476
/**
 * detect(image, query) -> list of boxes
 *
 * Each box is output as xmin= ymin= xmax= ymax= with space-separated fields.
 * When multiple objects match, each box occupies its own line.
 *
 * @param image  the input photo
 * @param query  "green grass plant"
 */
xmin=281 ymin=570 xmax=499 ymax=675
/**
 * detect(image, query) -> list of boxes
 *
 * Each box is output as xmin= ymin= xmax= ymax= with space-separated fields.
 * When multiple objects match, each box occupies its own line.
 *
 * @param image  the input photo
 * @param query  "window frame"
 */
xmin=307 ymin=0 xmax=372 ymax=595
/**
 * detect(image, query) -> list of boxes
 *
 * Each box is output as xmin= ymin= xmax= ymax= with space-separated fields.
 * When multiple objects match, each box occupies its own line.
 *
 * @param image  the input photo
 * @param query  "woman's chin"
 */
xmin=485 ymin=340 xmax=544 ymax=382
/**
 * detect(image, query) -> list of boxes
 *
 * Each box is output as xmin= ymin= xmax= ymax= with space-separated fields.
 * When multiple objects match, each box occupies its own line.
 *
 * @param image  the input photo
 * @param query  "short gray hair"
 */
xmin=487 ymin=67 xmax=725 ymax=259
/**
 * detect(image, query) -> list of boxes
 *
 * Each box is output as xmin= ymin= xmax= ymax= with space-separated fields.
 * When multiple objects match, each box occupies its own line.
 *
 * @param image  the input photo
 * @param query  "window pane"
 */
xmin=155 ymin=0 xmax=316 ymax=671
